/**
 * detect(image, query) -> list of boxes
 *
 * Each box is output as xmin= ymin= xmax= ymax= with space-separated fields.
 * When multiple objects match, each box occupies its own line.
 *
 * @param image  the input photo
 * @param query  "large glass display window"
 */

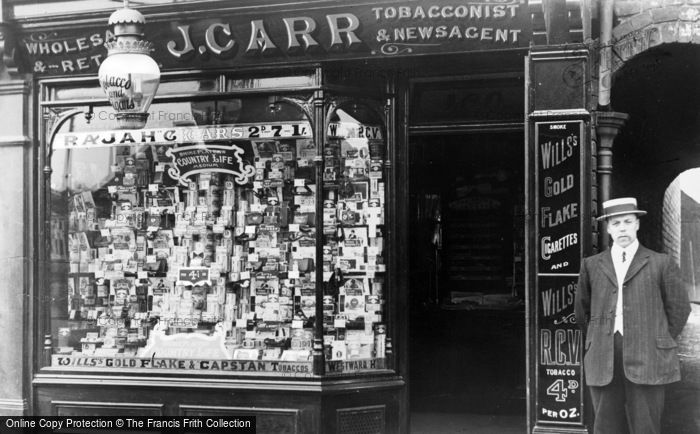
xmin=40 ymin=76 xmax=392 ymax=377
xmin=321 ymin=101 xmax=388 ymax=371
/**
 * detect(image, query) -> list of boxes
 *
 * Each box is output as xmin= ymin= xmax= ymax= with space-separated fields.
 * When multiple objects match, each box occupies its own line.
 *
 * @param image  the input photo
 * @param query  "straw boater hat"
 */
xmin=597 ymin=197 xmax=647 ymax=221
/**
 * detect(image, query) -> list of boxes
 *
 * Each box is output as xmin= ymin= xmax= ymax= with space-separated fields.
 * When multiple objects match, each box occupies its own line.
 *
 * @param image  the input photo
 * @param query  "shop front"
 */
xmin=0 ymin=0 xmax=618 ymax=432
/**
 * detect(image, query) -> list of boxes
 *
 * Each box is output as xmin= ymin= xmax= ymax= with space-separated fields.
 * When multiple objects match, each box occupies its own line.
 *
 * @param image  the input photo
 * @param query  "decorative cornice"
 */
xmin=35 ymin=372 xmax=325 ymax=391
xmin=105 ymin=39 xmax=154 ymax=55
xmin=529 ymin=109 xmax=591 ymax=119
xmin=33 ymin=372 xmax=405 ymax=393
xmin=528 ymin=45 xmax=591 ymax=59
xmin=532 ymin=424 xmax=588 ymax=434
xmin=0 ymin=81 xmax=31 ymax=95
xmin=321 ymin=375 xmax=405 ymax=392
xmin=0 ymin=398 xmax=29 ymax=413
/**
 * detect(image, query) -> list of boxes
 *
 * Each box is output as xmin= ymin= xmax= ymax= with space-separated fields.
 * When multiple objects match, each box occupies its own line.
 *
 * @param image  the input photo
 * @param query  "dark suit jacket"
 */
xmin=574 ymin=244 xmax=691 ymax=386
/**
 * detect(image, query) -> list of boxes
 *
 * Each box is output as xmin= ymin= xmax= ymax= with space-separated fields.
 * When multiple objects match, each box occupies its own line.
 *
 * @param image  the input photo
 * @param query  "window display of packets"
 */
xmin=338 ymin=254 xmax=366 ymax=273
xmin=233 ymin=349 xmax=261 ymax=360
xmin=323 ymin=244 xmax=338 ymax=264
xmin=365 ymin=295 xmax=382 ymax=313
xmin=330 ymin=340 xmax=347 ymax=360
xmin=292 ymin=244 xmax=315 ymax=260
xmin=261 ymin=301 xmax=281 ymax=322
xmin=298 ymin=144 xmax=316 ymax=163
xmin=57 ymin=135 xmax=388 ymax=369
xmin=254 ymin=277 xmax=279 ymax=295
xmin=298 ymin=287 xmax=316 ymax=318
xmin=252 ymin=295 xmax=267 ymax=316
xmin=323 ymin=206 xmax=337 ymax=225
xmin=80 ymin=332 xmax=104 ymax=355
xmin=339 ymin=294 xmax=365 ymax=320
xmin=344 ymin=330 xmax=375 ymax=359
xmin=255 ymin=246 xmax=284 ymax=260
xmin=337 ymin=258 xmax=360 ymax=272
xmin=290 ymin=329 xmax=313 ymax=351
xmin=366 ymin=198 xmax=383 ymax=222
xmin=369 ymin=160 xmax=383 ymax=179
xmin=370 ymin=278 xmax=384 ymax=296
xmin=278 ymin=304 xmax=293 ymax=321
xmin=262 ymin=348 xmax=282 ymax=360
xmin=342 ymin=225 xmax=367 ymax=246
xmin=336 ymin=273 xmax=361 ymax=289
xmin=280 ymin=349 xmax=312 ymax=362
xmin=338 ymin=205 xmax=362 ymax=226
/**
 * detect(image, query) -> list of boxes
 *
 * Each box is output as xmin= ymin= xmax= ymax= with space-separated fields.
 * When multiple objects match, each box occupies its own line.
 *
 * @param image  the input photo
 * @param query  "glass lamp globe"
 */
xmin=99 ymin=53 xmax=160 ymax=129
xmin=98 ymin=4 xmax=160 ymax=129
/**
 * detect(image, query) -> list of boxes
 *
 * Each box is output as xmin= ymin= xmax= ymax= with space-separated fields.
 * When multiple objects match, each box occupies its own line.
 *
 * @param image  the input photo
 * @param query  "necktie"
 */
xmin=622 ymin=251 xmax=626 ymax=263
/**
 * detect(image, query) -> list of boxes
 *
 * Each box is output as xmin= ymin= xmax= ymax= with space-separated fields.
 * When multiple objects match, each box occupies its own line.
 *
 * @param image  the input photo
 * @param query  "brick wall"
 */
xmin=662 ymin=177 xmax=682 ymax=265
xmin=611 ymin=0 xmax=700 ymax=74
xmin=681 ymin=190 xmax=700 ymax=301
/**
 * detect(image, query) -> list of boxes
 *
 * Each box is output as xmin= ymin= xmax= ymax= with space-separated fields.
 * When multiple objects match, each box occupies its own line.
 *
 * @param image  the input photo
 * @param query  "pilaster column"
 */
xmin=312 ymin=89 xmax=325 ymax=376
xmin=542 ymin=0 xmax=570 ymax=44
xmin=0 ymin=1 xmax=33 ymax=415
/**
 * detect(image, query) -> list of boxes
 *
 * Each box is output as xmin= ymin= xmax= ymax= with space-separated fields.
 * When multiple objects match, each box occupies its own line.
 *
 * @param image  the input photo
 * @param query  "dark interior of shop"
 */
xmin=408 ymin=132 xmax=526 ymax=426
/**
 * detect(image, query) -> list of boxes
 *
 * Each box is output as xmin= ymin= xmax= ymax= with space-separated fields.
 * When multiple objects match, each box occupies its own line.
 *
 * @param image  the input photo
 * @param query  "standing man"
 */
xmin=575 ymin=197 xmax=691 ymax=434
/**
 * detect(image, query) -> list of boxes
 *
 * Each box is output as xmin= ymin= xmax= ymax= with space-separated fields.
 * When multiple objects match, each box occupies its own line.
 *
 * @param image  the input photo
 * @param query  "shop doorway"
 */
xmin=408 ymin=131 xmax=526 ymax=433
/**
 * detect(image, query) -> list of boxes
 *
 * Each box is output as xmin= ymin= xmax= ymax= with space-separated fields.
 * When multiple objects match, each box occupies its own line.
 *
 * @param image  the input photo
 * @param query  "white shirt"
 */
xmin=611 ymin=240 xmax=639 ymax=334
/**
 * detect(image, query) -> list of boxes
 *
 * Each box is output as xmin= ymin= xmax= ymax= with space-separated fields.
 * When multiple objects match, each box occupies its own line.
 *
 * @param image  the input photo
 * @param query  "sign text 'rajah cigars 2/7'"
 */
xmin=19 ymin=1 xmax=530 ymax=76
xmin=535 ymin=120 xmax=585 ymax=426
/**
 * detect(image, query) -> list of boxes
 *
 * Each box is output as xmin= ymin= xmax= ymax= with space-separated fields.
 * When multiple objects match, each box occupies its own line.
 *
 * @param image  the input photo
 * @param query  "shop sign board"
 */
xmin=536 ymin=274 xmax=583 ymax=425
xmin=53 ymin=122 xmax=380 ymax=150
xmin=51 ymin=120 xmax=382 ymax=187
xmin=537 ymin=121 xmax=581 ymax=274
xmin=19 ymin=0 xmax=531 ymax=76
xmin=53 ymin=122 xmax=313 ymax=150
xmin=50 ymin=354 xmax=385 ymax=374
xmin=166 ymin=144 xmax=256 ymax=186
xmin=51 ymin=354 xmax=313 ymax=373
xmin=411 ymin=76 xmax=524 ymax=124
xmin=177 ymin=267 xmax=211 ymax=286
xmin=535 ymin=120 xmax=585 ymax=426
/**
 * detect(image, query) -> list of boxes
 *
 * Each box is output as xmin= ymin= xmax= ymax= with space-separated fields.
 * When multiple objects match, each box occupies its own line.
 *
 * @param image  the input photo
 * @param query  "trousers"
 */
xmin=589 ymin=332 xmax=666 ymax=434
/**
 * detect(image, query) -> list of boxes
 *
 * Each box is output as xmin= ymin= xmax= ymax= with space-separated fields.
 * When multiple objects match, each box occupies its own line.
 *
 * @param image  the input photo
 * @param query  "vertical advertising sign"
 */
xmin=537 ymin=121 xmax=581 ymax=274
xmin=537 ymin=274 xmax=583 ymax=423
xmin=536 ymin=120 xmax=584 ymax=426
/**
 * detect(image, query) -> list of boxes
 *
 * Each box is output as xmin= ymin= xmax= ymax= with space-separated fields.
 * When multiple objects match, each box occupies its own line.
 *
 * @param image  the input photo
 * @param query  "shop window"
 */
xmin=663 ymin=169 xmax=700 ymax=302
xmin=322 ymin=103 xmax=387 ymax=365
xmin=43 ymin=87 xmax=390 ymax=375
